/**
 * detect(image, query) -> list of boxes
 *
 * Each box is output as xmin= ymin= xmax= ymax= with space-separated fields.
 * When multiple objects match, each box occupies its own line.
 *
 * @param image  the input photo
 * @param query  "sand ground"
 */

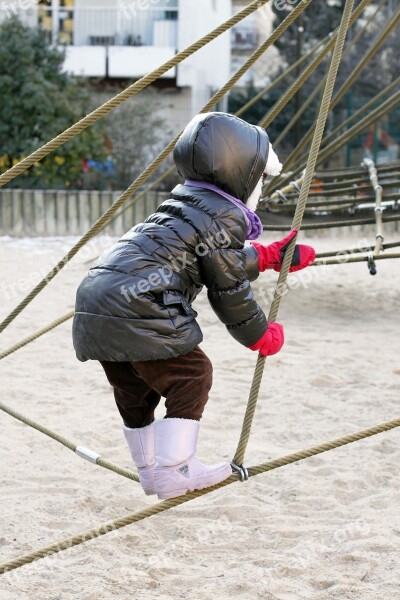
xmin=0 ymin=228 xmax=399 ymax=600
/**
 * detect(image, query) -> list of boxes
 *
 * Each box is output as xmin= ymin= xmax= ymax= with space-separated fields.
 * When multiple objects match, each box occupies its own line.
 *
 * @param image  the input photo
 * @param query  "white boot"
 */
xmin=153 ymin=418 xmax=232 ymax=500
xmin=122 ymin=423 xmax=156 ymax=496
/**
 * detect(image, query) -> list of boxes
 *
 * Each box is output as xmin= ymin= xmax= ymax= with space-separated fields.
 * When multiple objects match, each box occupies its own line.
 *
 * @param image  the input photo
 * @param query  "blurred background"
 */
xmin=0 ymin=0 xmax=399 ymax=233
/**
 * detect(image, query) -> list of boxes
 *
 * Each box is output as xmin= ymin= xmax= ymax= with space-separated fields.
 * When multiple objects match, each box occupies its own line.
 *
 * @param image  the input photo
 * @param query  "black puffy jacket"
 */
xmin=73 ymin=112 xmax=270 ymax=362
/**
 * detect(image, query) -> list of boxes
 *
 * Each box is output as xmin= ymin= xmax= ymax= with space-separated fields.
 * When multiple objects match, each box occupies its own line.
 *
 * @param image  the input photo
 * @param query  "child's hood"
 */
xmin=173 ymin=112 xmax=270 ymax=203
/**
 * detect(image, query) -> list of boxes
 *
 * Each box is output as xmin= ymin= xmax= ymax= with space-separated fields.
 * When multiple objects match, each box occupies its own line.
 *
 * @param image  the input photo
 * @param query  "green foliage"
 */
xmin=101 ymin=93 xmax=170 ymax=190
xmin=0 ymin=17 xmax=106 ymax=188
xmin=228 ymin=83 xmax=319 ymax=153
xmin=229 ymin=1 xmax=399 ymax=163
xmin=272 ymin=1 xmax=346 ymax=60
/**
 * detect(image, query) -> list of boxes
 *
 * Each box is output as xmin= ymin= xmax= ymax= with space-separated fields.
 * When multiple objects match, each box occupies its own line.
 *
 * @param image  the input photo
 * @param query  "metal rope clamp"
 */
xmin=274 ymin=190 xmax=288 ymax=204
xmin=367 ymin=251 xmax=377 ymax=276
xmin=230 ymin=461 xmax=249 ymax=482
xmin=289 ymin=180 xmax=302 ymax=194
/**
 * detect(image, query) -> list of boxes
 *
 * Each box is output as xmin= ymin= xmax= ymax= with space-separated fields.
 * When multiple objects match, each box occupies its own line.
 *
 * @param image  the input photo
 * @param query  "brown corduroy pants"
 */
xmin=100 ymin=347 xmax=213 ymax=428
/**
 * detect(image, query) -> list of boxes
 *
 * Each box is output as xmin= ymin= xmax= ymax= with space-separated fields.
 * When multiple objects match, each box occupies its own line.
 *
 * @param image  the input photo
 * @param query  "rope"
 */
xmin=311 ymin=175 xmax=399 ymax=189
xmin=362 ymin=158 xmax=385 ymax=255
xmin=105 ymin=39 xmax=322 ymax=238
xmin=316 ymin=240 xmax=400 ymax=258
xmin=273 ymin=0 xmax=385 ymax=148
xmin=285 ymin=183 xmax=400 ymax=198
xmin=276 ymin=89 xmax=400 ymax=188
xmin=320 ymin=76 xmax=400 ymax=149
xmin=0 ymin=311 xmax=74 ymax=361
xmin=267 ymin=7 xmax=400 ymax=194
xmin=313 ymin=162 xmax=400 ymax=179
xmin=258 ymin=0 xmax=374 ymax=130
xmin=117 ymin=161 xmax=400 ymax=233
xmin=100 ymin=165 xmax=176 ymax=238
xmin=0 ymin=400 xmax=139 ymax=482
xmin=265 ymin=192 xmax=400 ymax=211
xmin=262 ymin=214 xmax=400 ymax=231
xmin=0 ymin=0 xmax=398 ymax=578
xmin=0 ymin=0 xmax=270 ymax=188
xmin=114 ymin=35 xmax=327 ymax=232
xmin=267 ymin=175 xmax=305 ymax=204
xmin=1 ymin=415 xmax=399 ymax=575
xmin=236 ymin=36 xmax=329 ymax=117
xmin=281 ymin=5 xmax=400 ymax=173
xmin=0 ymin=0 xmax=314 ymax=337
xmin=13 ymin=208 xmax=398 ymax=362
xmin=233 ymin=0 xmax=356 ymax=468
xmin=313 ymin=252 xmax=400 ymax=266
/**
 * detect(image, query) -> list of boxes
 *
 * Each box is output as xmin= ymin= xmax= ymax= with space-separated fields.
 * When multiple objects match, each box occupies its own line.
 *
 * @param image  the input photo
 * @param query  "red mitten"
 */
xmin=249 ymin=322 xmax=284 ymax=357
xmin=251 ymin=229 xmax=316 ymax=273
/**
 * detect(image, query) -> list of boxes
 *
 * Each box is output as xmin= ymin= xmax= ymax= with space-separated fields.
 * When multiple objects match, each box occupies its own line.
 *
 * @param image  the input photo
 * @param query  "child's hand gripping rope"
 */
xmin=248 ymin=322 xmax=284 ymax=357
xmin=251 ymin=229 xmax=316 ymax=273
xmin=248 ymin=230 xmax=315 ymax=357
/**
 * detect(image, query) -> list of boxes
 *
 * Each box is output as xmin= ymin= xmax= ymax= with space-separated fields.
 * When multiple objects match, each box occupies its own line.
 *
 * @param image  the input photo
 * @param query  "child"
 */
xmin=72 ymin=112 xmax=315 ymax=500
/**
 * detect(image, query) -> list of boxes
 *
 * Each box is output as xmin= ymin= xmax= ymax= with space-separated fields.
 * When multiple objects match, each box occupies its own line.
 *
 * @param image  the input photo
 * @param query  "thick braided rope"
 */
xmin=275 ymin=6 xmax=400 ymax=184
xmin=316 ymin=240 xmax=400 ymax=258
xmin=258 ymin=0 xmax=373 ymax=130
xmin=1 ymin=416 xmax=399 ymax=575
xmin=314 ymin=162 xmax=400 ymax=179
xmin=12 ymin=238 xmax=397 ymax=363
xmin=273 ymin=89 xmax=400 ymax=191
xmin=0 ymin=311 xmax=74 ymax=361
xmin=299 ymin=92 xmax=400 ymax=173
xmin=0 ymin=135 xmax=179 ymax=335
xmin=248 ymin=417 xmax=400 ymax=476
xmin=362 ymin=158 xmax=385 ymax=254
xmin=0 ymin=0 xmax=270 ymax=188
xmin=233 ymin=0 xmax=356 ymax=467
xmin=320 ymin=75 xmax=400 ymax=149
xmin=263 ymin=144 xmax=400 ymax=203
xmin=86 ymin=0 xmax=315 ymax=236
xmin=287 ymin=184 xmax=400 ymax=198
xmin=0 ymin=0 xmax=313 ymax=337
xmin=90 ymin=23 xmax=329 ymax=232
xmin=273 ymin=72 xmax=325 ymax=147
xmin=273 ymin=0 xmax=387 ymax=148
xmin=0 ymin=400 xmax=139 ymax=483
xmin=0 ymin=245 xmax=400 ymax=360
xmin=236 ymin=36 xmax=328 ymax=118
xmin=262 ymin=214 xmax=400 ymax=231
xmin=311 ymin=174 xmax=399 ymax=189
xmin=104 ymin=165 xmax=175 ymax=233
xmin=266 ymin=192 xmax=400 ymax=210
xmin=313 ymin=252 xmax=400 ymax=266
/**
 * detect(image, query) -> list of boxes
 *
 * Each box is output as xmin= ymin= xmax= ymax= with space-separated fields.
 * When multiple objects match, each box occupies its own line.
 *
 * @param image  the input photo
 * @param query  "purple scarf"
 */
xmin=184 ymin=179 xmax=263 ymax=241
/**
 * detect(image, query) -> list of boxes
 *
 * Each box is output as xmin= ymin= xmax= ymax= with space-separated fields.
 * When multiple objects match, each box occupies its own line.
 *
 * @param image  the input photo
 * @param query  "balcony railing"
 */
xmin=231 ymin=26 xmax=257 ymax=51
xmin=5 ymin=4 xmax=178 ymax=48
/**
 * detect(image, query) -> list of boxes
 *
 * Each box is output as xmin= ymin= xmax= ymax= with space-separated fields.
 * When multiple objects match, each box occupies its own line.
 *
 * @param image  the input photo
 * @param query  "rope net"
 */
xmin=1 ymin=0 xmax=399 ymax=576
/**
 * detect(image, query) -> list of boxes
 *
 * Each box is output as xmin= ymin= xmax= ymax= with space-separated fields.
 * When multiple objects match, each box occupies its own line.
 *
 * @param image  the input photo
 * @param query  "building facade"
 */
xmin=2 ymin=0 xmax=233 ymax=128
xmin=231 ymin=0 xmax=281 ymax=88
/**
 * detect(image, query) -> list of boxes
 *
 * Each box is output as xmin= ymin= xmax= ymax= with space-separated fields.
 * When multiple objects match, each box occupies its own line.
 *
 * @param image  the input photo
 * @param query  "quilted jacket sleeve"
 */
xmin=199 ymin=245 xmax=267 ymax=347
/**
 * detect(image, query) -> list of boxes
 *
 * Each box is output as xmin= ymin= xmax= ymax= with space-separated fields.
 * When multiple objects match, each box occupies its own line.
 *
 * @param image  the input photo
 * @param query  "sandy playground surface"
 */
xmin=0 ymin=226 xmax=399 ymax=600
